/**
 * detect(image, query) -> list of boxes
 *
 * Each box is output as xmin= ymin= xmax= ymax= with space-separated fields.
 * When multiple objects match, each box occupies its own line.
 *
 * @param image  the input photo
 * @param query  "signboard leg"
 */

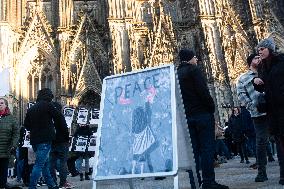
xmin=93 ymin=181 xmax=97 ymax=189
xmin=174 ymin=174 xmax=179 ymax=189
xmin=128 ymin=179 xmax=134 ymax=189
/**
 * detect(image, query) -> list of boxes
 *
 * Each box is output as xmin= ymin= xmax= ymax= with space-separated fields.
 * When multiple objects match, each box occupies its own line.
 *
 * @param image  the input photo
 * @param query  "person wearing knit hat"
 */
xmin=177 ymin=49 xmax=229 ymax=189
xmin=237 ymin=53 xmax=270 ymax=182
xmin=254 ymin=38 xmax=284 ymax=185
xmin=256 ymin=38 xmax=276 ymax=52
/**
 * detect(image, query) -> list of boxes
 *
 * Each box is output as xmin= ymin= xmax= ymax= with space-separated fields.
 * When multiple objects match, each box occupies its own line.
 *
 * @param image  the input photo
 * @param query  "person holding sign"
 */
xmin=73 ymin=124 xmax=93 ymax=181
xmin=177 ymin=49 xmax=229 ymax=189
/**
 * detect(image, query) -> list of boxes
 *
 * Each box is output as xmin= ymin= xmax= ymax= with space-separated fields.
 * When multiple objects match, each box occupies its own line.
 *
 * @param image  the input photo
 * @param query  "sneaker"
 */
xmin=59 ymin=182 xmax=75 ymax=189
xmin=85 ymin=173 xmax=90 ymax=180
xmin=202 ymin=182 xmax=229 ymax=189
xmin=246 ymin=160 xmax=250 ymax=164
xmin=8 ymin=179 xmax=24 ymax=187
xmin=240 ymin=160 xmax=244 ymax=163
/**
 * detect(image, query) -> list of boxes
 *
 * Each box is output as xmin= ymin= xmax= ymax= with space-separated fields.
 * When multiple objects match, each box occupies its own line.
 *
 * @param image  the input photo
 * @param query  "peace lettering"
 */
xmin=115 ymin=73 xmax=160 ymax=104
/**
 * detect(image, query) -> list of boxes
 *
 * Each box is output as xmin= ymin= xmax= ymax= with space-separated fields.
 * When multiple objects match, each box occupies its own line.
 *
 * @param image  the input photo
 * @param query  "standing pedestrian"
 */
xmin=228 ymin=107 xmax=250 ymax=164
xmin=253 ymin=38 xmax=284 ymax=185
xmin=177 ymin=48 xmax=229 ymax=189
xmin=24 ymin=88 xmax=61 ymax=189
xmin=49 ymin=101 xmax=74 ymax=189
xmin=237 ymin=53 xmax=269 ymax=182
xmin=0 ymin=97 xmax=19 ymax=188
xmin=73 ymin=124 xmax=93 ymax=181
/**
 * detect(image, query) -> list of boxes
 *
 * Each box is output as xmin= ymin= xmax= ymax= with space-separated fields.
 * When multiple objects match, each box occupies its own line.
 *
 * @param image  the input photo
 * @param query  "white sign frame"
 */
xmin=93 ymin=64 xmax=178 ymax=181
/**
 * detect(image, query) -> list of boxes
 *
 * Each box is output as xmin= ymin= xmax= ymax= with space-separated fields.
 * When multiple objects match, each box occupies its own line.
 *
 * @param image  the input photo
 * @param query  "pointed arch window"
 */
xmin=27 ymin=53 xmax=56 ymax=101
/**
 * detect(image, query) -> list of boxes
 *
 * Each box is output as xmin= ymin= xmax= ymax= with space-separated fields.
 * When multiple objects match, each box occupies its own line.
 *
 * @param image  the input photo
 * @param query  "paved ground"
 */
xmin=7 ymin=156 xmax=284 ymax=189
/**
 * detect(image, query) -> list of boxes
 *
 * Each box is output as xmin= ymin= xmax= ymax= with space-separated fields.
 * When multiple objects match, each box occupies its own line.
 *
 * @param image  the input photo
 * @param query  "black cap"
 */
xmin=247 ymin=53 xmax=257 ymax=67
xmin=179 ymin=48 xmax=195 ymax=62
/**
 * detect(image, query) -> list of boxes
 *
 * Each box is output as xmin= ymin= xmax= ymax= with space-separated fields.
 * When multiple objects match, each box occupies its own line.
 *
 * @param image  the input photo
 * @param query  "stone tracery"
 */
xmin=0 ymin=0 xmax=284 ymax=123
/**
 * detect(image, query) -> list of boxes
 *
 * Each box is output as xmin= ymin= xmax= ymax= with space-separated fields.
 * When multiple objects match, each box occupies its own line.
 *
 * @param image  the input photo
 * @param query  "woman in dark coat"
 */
xmin=254 ymin=38 xmax=284 ymax=184
xmin=0 ymin=97 xmax=19 ymax=188
xmin=228 ymin=107 xmax=249 ymax=164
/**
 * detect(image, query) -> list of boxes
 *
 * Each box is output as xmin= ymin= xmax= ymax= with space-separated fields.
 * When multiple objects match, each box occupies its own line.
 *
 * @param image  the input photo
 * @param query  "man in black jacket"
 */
xmin=177 ymin=49 xmax=229 ymax=189
xmin=24 ymin=88 xmax=60 ymax=189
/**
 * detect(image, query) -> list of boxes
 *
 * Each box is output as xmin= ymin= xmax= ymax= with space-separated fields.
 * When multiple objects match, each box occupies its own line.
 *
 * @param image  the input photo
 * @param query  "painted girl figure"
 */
xmin=131 ymin=87 xmax=157 ymax=174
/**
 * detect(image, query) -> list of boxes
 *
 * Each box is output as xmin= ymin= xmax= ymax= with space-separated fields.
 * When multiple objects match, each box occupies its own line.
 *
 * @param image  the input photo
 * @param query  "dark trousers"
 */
xmin=235 ymin=141 xmax=249 ymax=161
xmin=253 ymin=116 xmax=269 ymax=168
xmin=187 ymin=113 xmax=216 ymax=185
xmin=50 ymin=142 xmax=69 ymax=187
xmin=67 ymin=154 xmax=79 ymax=175
xmin=216 ymin=139 xmax=231 ymax=159
xmin=0 ymin=158 xmax=9 ymax=188
xmin=275 ymin=136 xmax=284 ymax=178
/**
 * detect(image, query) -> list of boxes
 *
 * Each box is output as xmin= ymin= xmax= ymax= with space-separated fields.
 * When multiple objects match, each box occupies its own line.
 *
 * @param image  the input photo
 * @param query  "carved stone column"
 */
xmin=199 ymin=0 xmax=234 ymax=123
xmin=108 ymin=0 xmax=131 ymax=74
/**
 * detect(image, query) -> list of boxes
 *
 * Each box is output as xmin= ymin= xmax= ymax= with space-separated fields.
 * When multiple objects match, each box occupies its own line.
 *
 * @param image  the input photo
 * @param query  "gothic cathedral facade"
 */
xmin=0 ymin=0 xmax=284 ymax=124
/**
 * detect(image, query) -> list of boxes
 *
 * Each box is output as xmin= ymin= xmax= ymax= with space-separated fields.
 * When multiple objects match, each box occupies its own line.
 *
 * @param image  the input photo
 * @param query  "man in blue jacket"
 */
xmin=177 ymin=48 xmax=229 ymax=189
xmin=24 ymin=88 xmax=61 ymax=189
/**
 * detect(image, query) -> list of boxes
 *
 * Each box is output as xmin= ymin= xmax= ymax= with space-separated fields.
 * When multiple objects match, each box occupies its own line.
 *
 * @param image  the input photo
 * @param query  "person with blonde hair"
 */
xmin=0 ymin=97 xmax=19 ymax=188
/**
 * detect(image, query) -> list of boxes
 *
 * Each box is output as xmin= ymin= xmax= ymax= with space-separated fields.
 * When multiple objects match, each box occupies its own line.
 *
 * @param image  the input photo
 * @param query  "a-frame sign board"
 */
xmin=93 ymin=64 xmax=198 ymax=189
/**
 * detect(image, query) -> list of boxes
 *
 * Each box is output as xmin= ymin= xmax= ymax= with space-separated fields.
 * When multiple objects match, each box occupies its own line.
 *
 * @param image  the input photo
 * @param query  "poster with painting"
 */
xmin=74 ymin=136 xmax=89 ymax=152
xmin=64 ymin=107 xmax=75 ymax=128
xmin=77 ymin=108 xmax=88 ymax=125
xmin=94 ymin=64 xmax=177 ymax=180
xmin=89 ymin=109 xmax=99 ymax=125
xmin=27 ymin=102 xmax=35 ymax=110
xmin=87 ymin=133 xmax=97 ymax=152
xmin=23 ymin=130 xmax=32 ymax=148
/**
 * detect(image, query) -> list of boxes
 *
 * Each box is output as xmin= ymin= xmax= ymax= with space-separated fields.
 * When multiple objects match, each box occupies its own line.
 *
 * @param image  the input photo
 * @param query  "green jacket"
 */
xmin=0 ymin=114 xmax=19 ymax=158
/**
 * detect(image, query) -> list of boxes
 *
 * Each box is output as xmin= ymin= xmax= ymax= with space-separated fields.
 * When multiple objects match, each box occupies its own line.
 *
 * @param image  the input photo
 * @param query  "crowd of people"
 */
xmin=0 ymin=37 xmax=283 ymax=189
xmin=0 ymin=89 xmax=94 ymax=189
xmin=177 ymin=37 xmax=284 ymax=189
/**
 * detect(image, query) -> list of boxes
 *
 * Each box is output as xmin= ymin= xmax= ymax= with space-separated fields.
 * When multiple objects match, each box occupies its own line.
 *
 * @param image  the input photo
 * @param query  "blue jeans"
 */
xmin=246 ymin=136 xmax=256 ymax=157
xmin=253 ymin=116 xmax=269 ymax=169
xmin=29 ymin=143 xmax=57 ymax=189
xmin=187 ymin=113 xmax=216 ymax=185
xmin=50 ymin=143 xmax=69 ymax=187
xmin=215 ymin=139 xmax=231 ymax=159
xmin=16 ymin=148 xmax=24 ymax=181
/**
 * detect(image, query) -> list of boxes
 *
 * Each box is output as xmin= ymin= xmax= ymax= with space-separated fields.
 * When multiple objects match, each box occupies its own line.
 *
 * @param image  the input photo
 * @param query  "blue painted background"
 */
xmin=96 ymin=66 xmax=174 ymax=177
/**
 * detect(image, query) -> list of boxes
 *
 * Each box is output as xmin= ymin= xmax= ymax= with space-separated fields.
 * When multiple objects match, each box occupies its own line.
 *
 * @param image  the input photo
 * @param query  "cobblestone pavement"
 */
xmin=7 ymin=156 xmax=284 ymax=189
